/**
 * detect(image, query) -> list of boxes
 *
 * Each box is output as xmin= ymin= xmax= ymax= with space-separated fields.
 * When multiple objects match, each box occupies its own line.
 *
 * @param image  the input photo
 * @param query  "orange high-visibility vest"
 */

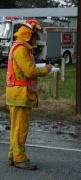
xmin=6 ymin=42 xmax=38 ymax=92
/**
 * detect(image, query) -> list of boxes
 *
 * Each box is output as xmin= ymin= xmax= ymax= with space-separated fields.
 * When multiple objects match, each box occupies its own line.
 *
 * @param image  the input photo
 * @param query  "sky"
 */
xmin=54 ymin=0 xmax=67 ymax=5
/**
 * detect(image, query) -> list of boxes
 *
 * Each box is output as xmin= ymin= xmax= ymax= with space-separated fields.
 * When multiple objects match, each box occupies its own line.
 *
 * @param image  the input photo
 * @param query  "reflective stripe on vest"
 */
xmin=6 ymin=42 xmax=38 ymax=92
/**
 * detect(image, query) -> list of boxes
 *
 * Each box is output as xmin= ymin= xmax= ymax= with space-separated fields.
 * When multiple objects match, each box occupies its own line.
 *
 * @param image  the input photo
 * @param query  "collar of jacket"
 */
xmin=15 ymin=38 xmax=32 ymax=50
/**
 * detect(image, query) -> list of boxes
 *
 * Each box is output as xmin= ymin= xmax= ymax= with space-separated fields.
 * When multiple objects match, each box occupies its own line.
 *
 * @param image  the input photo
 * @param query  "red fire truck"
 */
xmin=34 ymin=27 xmax=77 ymax=64
xmin=0 ymin=22 xmax=77 ymax=65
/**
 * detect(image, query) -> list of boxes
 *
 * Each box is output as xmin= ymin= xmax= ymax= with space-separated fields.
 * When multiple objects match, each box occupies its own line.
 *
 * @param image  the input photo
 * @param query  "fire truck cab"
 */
xmin=0 ymin=17 xmax=25 ymax=64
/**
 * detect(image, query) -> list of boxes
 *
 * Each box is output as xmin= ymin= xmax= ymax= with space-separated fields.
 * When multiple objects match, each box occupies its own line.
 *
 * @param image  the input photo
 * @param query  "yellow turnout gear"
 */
xmin=8 ymin=106 xmax=32 ymax=162
xmin=6 ymin=22 xmax=48 ymax=164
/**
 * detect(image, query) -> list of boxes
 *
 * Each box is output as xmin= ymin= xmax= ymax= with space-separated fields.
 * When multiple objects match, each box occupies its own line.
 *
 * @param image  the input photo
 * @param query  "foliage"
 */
xmin=0 ymin=0 xmax=78 ymax=8
xmin=16 ymin=0 xmax=78 ymax=8
xmin=0 ymin=64 xmax=76 ymax=101
xmin=65 ymin=0 xmax=78 ymax=7
xmin=16 ymin=0 xmax=60 ymax=8
xmin=0 ymin=0 xmax=16 ymax=8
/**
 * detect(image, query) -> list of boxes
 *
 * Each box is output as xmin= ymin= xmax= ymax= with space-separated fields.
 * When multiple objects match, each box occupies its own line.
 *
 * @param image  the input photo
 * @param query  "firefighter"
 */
xmin=6 ymin=18 xmax=52 ymax=170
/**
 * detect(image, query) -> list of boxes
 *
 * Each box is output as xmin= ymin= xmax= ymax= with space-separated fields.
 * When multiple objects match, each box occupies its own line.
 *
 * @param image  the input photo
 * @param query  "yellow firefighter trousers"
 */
xmin=8 ymin=105 xmax=32 ymax=162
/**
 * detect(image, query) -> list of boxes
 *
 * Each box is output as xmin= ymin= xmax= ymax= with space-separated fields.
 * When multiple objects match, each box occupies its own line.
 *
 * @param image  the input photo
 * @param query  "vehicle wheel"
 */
xmin=63 ymin=51 xmax=72 ymax=64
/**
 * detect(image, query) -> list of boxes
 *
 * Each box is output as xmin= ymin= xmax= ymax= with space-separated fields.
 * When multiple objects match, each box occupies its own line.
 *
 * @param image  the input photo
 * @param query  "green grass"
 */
xmin=38 ymin=64 xmax=76 ymax=99
xmin=0 ymin=64 xmax=76 ymax=100
xmin=59 ymin=64 xmax=76 ymax=98
xmin=0 ymin=68 xmax=6 ymax=94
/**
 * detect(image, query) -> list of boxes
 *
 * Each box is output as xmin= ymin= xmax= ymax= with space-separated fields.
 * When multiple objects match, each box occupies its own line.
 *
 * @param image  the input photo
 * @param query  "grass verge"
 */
xmin=0 ymin=64 xmax=80 ymax=123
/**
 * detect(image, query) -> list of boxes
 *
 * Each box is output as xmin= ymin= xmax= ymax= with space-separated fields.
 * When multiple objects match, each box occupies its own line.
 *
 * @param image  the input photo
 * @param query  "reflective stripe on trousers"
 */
xmin=8 ymin=106 xmax=32 ymax=162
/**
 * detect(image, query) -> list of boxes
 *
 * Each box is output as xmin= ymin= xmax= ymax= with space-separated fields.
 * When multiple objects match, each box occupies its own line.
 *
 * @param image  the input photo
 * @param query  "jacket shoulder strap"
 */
xmin=9 ymin=42 xmax=24 ymax=54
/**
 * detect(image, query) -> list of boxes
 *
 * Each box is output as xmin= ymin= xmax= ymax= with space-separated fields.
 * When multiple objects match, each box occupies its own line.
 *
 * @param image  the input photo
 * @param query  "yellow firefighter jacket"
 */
xmin=6 ymin=38 xmax=48 ymax=108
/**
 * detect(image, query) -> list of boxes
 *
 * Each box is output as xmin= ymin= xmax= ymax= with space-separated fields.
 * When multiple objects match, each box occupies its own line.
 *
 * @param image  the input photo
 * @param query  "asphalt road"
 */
xmin=0 ymin=116 xmax=81 ymax=180
xmin=0 ymin=143 xmax=81 ymax=180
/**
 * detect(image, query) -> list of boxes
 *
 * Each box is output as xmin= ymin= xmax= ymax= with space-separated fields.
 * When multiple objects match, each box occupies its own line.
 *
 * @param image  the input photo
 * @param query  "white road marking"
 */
xmin=0 ymin=141 xmax=81 ymax=152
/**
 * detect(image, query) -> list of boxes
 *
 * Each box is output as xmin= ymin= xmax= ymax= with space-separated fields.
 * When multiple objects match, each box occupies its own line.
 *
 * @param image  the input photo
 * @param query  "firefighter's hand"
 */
xmin=45 ymin=64 xmax=52 ymax=73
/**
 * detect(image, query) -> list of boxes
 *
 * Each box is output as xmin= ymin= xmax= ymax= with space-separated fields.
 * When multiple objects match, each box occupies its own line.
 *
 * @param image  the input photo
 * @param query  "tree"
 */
xmin=16 ymin=0 xmax=60 ymax=8
xmin=16 ymin=0 xmax=34 ymax=8
xmin=0 ymin=0 xmax=78 ymax=8
xmin=64 ymin=0 xmax=78 ymax=7
xmin=0 ymin=0 xmax=16 ymax=8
